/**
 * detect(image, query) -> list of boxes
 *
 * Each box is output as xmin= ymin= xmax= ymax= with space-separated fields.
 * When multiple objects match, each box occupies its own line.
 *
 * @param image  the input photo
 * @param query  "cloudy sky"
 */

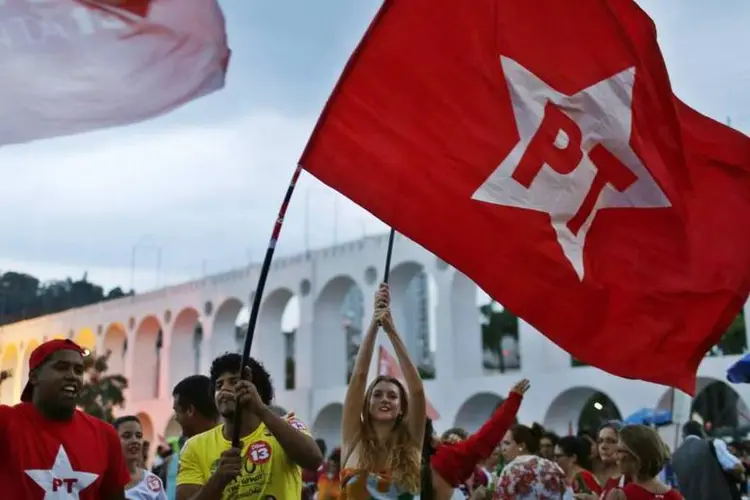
xmin=1 ymin=0 xmax=748 ymax=294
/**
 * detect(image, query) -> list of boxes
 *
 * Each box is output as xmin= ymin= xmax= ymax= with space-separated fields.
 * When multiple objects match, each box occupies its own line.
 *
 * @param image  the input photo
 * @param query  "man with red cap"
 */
xmin=0 ymin=338 xmax=130 ymax=498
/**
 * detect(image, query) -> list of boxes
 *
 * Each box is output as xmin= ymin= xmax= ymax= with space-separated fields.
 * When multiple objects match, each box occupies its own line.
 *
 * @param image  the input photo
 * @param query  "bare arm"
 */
xmin=341 ymin=314 xmax=379 ymax=455
xmin=257 ymin=406 xmax=323 ymax=470
xmin=379 ymin=286 xmax=426 ymax=445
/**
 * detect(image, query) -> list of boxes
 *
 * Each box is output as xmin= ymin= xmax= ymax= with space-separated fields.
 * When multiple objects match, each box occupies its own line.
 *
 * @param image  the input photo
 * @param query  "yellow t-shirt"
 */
xmin=176 ymin=412 xmax=309 ymax=499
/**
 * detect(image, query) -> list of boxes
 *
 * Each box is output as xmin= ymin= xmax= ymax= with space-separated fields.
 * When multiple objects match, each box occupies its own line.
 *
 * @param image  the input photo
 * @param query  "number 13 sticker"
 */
xmin=248 ymin=441 xmax=272 ymax=464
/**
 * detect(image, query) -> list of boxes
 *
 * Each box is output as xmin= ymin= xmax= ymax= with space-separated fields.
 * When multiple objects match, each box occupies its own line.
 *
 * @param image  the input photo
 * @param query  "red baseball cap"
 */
xmin=20 ymin=339 xmax=86 ymax=402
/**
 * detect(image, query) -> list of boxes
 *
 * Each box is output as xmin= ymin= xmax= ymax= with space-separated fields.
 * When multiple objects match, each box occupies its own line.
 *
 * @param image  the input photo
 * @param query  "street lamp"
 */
xmin=130 ymin=234 xmax=162 ymax=292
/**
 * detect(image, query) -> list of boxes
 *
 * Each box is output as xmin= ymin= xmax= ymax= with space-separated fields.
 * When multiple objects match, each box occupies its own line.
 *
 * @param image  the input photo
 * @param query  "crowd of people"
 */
xmin=0 ymin=283 xmax=744 ymax=499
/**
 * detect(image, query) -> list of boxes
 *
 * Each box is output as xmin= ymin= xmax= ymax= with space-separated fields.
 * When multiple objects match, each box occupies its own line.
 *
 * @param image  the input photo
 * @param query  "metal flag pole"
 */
xmin=382 ymin=228 xmax=396 ymax=284
xmin=231 ymin=164 xmax=302 ymax=447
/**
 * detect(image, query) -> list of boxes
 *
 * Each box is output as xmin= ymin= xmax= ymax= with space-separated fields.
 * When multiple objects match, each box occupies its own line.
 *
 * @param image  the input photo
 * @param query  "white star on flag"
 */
xmin=25 ymin=445 xmax=99 ymax=499
xmin=473 ymin=56 xmax=671 ymax=280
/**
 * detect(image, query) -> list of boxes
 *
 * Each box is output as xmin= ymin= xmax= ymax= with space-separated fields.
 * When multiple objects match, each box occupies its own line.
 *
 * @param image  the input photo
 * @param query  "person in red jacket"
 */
xmin=421 ymin=379 xmax=529 ymax=499
xmin=0 ymin=339 xmax=130 ymax=499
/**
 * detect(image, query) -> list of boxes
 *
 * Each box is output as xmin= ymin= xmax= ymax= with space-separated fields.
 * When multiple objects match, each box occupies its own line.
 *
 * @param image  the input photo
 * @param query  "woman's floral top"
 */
xmin=494 ymin=455 xmax=568 ymax=499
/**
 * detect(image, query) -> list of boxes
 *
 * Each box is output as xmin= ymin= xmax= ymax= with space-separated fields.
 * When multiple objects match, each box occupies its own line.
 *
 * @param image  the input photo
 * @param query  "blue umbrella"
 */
xmin=625 ymin=408 xmax=672 ymax=426
xmin=727 ymin=353 xmax=750 ymax=383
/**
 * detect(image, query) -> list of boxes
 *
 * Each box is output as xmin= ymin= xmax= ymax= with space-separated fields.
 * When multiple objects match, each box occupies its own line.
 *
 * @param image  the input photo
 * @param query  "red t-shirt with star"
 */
xmin=0 ymin=402 xmax=130 ymax=499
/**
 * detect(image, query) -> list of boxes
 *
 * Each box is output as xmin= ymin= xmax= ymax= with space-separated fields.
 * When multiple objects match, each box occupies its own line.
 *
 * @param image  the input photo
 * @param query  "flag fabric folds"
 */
xmin=300 ymin=0 xmax=750 ymax=394
xmin=0 ymin=0 xmax=229 ymax=145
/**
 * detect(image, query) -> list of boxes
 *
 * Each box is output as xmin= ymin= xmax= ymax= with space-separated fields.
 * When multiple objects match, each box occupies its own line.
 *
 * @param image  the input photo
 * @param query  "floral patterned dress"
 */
xmin=495 ymin=455 xmax=568 ymax=499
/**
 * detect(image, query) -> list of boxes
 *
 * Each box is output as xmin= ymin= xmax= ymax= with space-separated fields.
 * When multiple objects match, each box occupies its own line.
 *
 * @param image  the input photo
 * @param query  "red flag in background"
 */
xmin=0 ymin=0 xmax=229 ymax=145
xmin=300 ymin=0 xmax=750 ymax=394
xmin=378 ymin=346 xmax=440 ymax=420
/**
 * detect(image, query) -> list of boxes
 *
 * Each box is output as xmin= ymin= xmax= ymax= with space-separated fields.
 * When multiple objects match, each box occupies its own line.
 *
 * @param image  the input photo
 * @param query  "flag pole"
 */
xmin=232 ymin=164 xmax=302 ymax=448
xmin=383 ymin=227 xmax=396 ymax=284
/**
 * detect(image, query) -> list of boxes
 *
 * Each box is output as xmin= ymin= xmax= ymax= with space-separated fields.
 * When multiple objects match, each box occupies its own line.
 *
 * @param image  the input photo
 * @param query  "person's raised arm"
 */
xmin=341 ymin=285 xmax=385 ymax=456
xmin=378 ymin=283 xmax=426 ymax=446
xmin=431 ymin=379 xmax=529 ymax=486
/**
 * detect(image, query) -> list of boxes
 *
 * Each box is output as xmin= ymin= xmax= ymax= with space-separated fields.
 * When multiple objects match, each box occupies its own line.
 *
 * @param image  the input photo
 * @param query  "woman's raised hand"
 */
xmin=373 ymin=283 xmax=395 ymax=329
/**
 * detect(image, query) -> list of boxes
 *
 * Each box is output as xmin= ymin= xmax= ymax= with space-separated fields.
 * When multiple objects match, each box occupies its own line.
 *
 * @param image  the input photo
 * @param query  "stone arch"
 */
xmin=20 ymin=339 xmax=40 ymax=389
xmin=131 ymin=315 xmax=162 ymax=402
xmin=169 ymin=307 xmax=200 ymax=389
xmin=164 ymin=415 xmax=181 ymax=439
xmin=135 ymin=412 xmax=155 ymax=461
xmin=313 ymin=275 xmax=363 ymax=388
xmin=256 ymin=287 xmax=297 ymax=392
xmin=543 ymin=386 xmax=622 ymax=435
xmin=389 ymin=262 xmax=435 ymax=376
xmin=0 ymin=344 xmax=19 ymax=404
xmin=103 ymin=323 xmax=127 ymax=375
xmin=73 ymin=327 xmax=96 ymax=352
xmin=691 ymin=377 xmax=750 ymax=431
xmin=211 ymin=297 xmax=244 ymax=358
xmin=312 ymin=402 xmax=343 ymax=450
xmin=454 ymin=392 xmax=508 ymax=433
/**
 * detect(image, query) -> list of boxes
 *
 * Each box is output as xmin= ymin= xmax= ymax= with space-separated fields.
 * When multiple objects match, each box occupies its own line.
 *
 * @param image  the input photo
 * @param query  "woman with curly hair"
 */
xmin=339 ymin=283 xmax=426 ymax=499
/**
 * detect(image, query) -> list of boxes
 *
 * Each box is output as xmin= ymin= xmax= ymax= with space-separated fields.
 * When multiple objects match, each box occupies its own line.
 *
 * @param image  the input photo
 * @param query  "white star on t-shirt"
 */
xmin=473 ymin=56 xmax=670 ymax=280
xmin=25 ymin=445 xmax=99 ymax=499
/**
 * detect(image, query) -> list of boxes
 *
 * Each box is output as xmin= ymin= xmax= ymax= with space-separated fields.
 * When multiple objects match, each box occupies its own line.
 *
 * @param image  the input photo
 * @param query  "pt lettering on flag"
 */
xmin=0 ymin=0 xmax=230 ymax=145
xmin=300 ymin=0 xmax=750 ymax=393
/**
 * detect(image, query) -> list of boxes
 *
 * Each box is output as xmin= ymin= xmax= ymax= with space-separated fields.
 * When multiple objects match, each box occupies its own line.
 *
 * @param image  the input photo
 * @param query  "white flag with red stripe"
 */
xmin=0 ymin=0 xmax=229 ymax=145
xmin=378 ymin=345 xmax=440 ymax=420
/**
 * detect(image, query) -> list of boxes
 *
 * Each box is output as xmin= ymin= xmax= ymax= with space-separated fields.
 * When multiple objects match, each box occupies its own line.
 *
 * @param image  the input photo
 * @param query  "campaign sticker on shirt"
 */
xmin=287 ymin=415 xmax=307 ymax=431
xmin=248 ymin=441 xmax=272 ymax=465
xmin=147 ymin=475 xmax=162 ymax=492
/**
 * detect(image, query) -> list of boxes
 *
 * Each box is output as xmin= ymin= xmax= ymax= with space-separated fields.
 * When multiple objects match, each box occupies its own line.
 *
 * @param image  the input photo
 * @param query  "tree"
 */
xmin=78 ymin=350 xmax=128 ymax=423
xmin=0 ymin=270 xmax=133 ymax=326
xmin=715 ymin=310 xmax=747 ymax=356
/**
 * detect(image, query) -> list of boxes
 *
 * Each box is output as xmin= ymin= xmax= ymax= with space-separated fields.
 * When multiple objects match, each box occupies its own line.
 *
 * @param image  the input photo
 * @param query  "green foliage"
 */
xmin=78 ymin=350 xmax=128 ymax=423
xmin=0 ymin=271 xmax=133 ymax=326
xmin=479 ymin=300 xmax=518 ymax=350
xmin=479 ymin=300 xmax=519 ymax=372
xmin=716 ymin=310 xmax=747 ymax=356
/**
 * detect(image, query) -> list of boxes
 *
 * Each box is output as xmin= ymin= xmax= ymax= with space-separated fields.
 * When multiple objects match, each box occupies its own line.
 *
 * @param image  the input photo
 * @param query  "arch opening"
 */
xmin=543 ymin=387 xmax=621 ymax=435
xmin=256 ymin=288 xmax=298 ymax=392
xmin=211 ymin=298 xmax=245 ymax=360
xmin=164 ymin=415 xmax=182 ymax=440
xmin=132 ymin=316 xmax=162 ymax=402
xmin=0 ymin=344 xmax=19 ymax=404
xmin=74 ymin=328 xmax=96 ymax=352
xmin=312 ymin=403 xmax=343 ymax=450
xmin=313 ymin=276 xmax=364 ymax=388
xmin=169 ymin=307 xmax=201 ymax=389
xmin=453 ymin=392 xmax=509 ymax=433
xmin=103 ymin=323 xmax=127 ymax=376
xmin=21 ymin=339 xmax=40 ymax=390
xmin=691 ymin=378 xmax=750 ymax=434
xmin=389 ymin=262 xmax=436 ymax=379
xmin=135 ymin=412 xmax=155 ymax=464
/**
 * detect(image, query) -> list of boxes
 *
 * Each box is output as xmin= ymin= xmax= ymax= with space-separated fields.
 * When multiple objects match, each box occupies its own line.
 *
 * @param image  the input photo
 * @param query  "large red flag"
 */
xmin=300 ymin=0 xmax=750 ymax=394
xmin=378 ymin=346 xmax=440 ymax=420
xmin=0 ymin=0 xmax=229 ymax=145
